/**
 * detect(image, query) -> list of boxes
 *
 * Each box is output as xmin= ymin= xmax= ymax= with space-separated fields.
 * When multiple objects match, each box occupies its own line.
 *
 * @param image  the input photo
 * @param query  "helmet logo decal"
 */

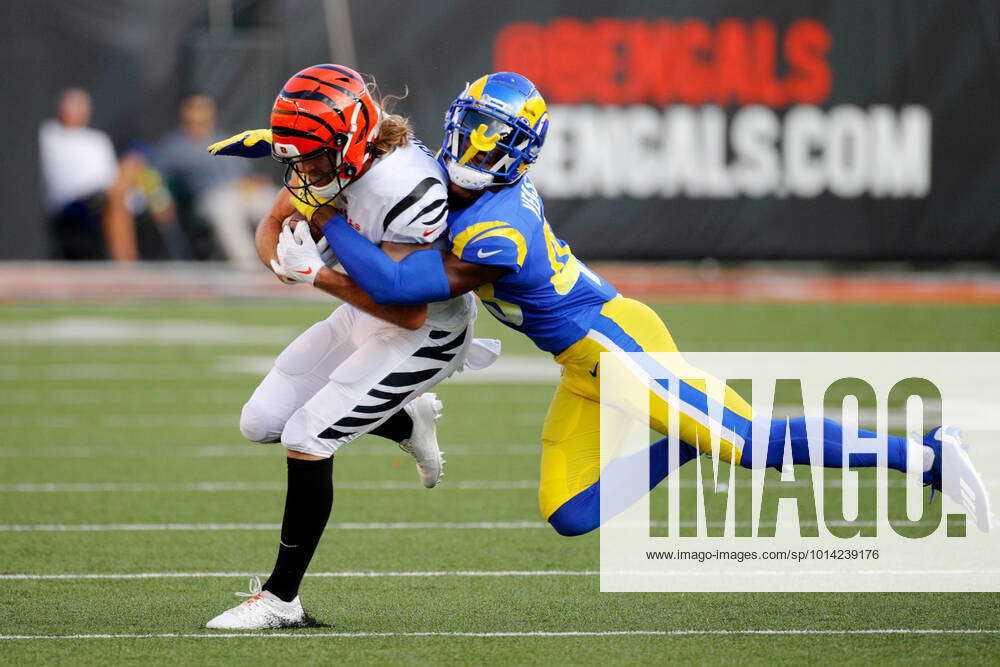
xmin=273 ymin=142 xmax=300 ymax=157
xmin=480 ymin=92 xmax=514 ymax=113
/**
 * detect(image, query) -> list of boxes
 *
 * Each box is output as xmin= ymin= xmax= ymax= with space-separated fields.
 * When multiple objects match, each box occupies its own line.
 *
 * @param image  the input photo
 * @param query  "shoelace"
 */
xmin=235 ymin=576 xmax=264 ymax=604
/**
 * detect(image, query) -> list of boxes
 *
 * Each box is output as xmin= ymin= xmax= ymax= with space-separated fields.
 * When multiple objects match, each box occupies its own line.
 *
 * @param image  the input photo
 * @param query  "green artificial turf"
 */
xmin=1 ymin=301 xmax=998 ymax=664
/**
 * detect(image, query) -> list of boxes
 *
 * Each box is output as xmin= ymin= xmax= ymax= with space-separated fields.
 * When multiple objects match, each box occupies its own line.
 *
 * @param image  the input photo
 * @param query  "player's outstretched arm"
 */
xmin=321 ymin=214 xmax=506 ymax=304
xmin=439 ymin=251 xmax=508 ymax=295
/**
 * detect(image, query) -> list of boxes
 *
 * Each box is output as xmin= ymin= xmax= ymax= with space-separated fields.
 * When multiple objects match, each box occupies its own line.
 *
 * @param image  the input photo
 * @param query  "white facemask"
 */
xmin=446 ymin=160 xmax=493 ymax=190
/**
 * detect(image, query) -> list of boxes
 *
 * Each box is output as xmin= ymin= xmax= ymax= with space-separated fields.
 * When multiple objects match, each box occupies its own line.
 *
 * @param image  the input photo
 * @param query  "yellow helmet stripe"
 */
xmin=465 ymin=75 xmax=489 ymax=101
xmin=516 ymin=96 xmax=547 ymax=126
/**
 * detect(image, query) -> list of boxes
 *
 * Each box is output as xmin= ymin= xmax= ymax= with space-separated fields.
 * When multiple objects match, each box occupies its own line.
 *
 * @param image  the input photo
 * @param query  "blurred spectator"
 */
xmin=39 ymin=87 xmax=139 ymax=261
xmin=119 ymin=149 xmax=193 ymax=261
xmin=156 ymin=95 xmax=275 ymax=269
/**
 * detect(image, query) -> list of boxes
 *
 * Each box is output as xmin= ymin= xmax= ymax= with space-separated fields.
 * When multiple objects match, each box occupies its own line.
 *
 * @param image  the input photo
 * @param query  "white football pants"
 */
xmin=240 ymin=303 xmax=476 ymax=458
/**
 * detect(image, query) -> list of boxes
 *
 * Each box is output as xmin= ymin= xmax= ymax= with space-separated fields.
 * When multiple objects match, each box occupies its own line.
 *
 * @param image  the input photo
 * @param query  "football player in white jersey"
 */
xmin=203 ymin=65 xmax=496 ymax=630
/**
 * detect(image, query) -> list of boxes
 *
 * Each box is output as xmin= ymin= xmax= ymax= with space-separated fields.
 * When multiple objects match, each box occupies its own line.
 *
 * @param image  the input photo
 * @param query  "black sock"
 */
xmin=368 ymin=410 xmax=413 ymax=443
xmin=262 ymin=456 xmax=334 ymax=602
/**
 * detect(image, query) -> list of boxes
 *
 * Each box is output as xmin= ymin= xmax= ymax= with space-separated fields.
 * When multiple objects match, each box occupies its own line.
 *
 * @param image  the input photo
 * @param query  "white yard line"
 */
xmin=0 ymin=318 xmax=298 ymax=346
xmin=0 ymin=570 xmax=597 ymax=580
xmin=0 ymin=443 xmax=540 ymax=458
xmin=0 ymin=364 xmax=233 ymax=381
xmin=0 ymin=388 xmax=246 ymax=406
xmin=4 ymin=414 xmax=237 ymax=428
xmin=2 ymin=569 xmax=999 ymax=581
xmin=0 ymin=519 xmax=980 ymax=532
xmin=0 ymin=521 xmax=548 ymax=532
xmin=5 ymin=413 xmax=548 ymax=429
xmin=0 ymin=480 xmax=538 ymax=493
xmin=1 ymin=629 xmax=998 ymax=639
xmin=0 ymin=477 xmax=994 ymax=492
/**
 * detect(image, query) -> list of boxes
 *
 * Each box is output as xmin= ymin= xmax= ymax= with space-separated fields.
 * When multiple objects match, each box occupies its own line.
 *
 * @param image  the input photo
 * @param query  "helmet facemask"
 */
xmin=442 ymin=101 xmax=541 ymax=190
xmin=277 ymin=139 xmax=358 ymax=209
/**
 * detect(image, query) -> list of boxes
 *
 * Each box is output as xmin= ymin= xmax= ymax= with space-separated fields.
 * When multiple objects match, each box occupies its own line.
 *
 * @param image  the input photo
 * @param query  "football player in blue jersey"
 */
xmin=312 ymin=72 xmax=992 ymax=535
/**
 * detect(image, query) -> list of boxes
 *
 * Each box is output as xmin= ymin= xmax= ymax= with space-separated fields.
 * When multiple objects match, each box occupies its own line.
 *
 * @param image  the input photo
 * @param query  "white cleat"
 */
xmin=925 ymin=426 xmax=994 ymax=533
xmin=400 ymin=393 xmax=445 ymax=488
xmin=205 ymin=576 xmax=310 ymax=630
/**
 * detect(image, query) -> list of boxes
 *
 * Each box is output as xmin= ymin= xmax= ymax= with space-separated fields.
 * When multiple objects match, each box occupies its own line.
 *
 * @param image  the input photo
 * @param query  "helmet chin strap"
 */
xmin=446 ymin=160 xmax=494 ymax=190
xmin=308 ymin=178 xmax=342 ymax=200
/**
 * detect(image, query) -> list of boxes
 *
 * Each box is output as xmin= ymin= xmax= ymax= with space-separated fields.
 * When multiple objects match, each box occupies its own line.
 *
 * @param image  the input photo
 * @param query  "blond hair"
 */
xmin=366 ymin=75 xmax=413 ymax=156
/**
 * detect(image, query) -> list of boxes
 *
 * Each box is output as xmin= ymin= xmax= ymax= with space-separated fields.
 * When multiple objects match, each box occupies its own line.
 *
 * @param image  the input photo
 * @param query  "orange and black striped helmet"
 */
xmin=270 ymin=64 xmax=381 ymax=206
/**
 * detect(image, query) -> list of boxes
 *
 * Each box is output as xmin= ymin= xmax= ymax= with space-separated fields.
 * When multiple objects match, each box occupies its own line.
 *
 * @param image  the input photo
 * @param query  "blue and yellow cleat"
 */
xmin=923 ymin=426 xmax=994 ymax=533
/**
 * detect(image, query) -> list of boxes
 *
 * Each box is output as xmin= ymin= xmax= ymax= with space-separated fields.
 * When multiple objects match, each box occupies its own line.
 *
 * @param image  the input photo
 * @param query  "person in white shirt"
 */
xmin=38 ymin=88 xmax=137 ymax=260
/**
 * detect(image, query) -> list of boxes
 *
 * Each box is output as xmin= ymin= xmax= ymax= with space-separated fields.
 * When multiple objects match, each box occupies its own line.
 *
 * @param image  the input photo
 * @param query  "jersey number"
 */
xmin=476 ymin=220 xmax=601 ymax=327
xmin=543 ymin=220 xmax=600 ymax=295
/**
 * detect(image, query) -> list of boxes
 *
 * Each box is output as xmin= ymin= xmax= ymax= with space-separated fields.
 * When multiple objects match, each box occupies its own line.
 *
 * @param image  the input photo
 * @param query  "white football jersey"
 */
xmin=327 ymin=139 xmax=473 ymax=329
xmin=337 ymin=139 xmax=449 ymax=245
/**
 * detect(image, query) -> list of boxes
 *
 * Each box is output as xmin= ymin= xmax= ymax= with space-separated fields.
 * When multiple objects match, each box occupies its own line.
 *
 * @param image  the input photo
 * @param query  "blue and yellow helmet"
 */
xmin=440 ymin=72 xmax=549 ymax=190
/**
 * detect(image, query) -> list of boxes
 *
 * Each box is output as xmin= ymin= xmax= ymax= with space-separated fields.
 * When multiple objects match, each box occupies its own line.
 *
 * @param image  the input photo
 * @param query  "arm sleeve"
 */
xmin=381 ymin=177 xmax=448 ymax=244
xmin=322 ymin=215 xmax=452 ymax=306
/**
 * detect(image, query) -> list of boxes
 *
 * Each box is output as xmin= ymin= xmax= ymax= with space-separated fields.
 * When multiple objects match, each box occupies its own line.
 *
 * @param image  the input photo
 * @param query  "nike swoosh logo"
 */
xmin=477 ymin=248 xmax=503 ymax=258
xmin=588 ymin=362 xmax=599 ymax=377
xmin=296 ymin=267 xmax=313 ymax=275
xmin=422 ymin=226 xmax=440 ymax=237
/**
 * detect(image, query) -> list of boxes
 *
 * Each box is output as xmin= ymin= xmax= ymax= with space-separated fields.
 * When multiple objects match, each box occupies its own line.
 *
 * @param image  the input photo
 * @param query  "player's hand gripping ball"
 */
xmin=273 ymin=221 xmax=326 ymax=286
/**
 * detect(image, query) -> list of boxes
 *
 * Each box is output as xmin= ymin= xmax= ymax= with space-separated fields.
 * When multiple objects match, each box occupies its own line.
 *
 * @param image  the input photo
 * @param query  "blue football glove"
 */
xmin=206 ymin=129 xmax=273 ymax=158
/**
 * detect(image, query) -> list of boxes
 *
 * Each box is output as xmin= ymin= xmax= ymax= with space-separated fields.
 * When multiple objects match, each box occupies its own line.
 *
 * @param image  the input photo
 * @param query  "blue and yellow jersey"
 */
xmin=447 ymin=177 xmax=618 ymax=354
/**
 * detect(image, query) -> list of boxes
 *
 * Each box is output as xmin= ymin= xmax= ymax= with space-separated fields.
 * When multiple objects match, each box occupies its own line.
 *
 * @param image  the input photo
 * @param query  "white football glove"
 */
xmin=274 ymin=222 xmax=325 ymax=285
xmin=269 ymin=262 xmax=299 ymax=285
